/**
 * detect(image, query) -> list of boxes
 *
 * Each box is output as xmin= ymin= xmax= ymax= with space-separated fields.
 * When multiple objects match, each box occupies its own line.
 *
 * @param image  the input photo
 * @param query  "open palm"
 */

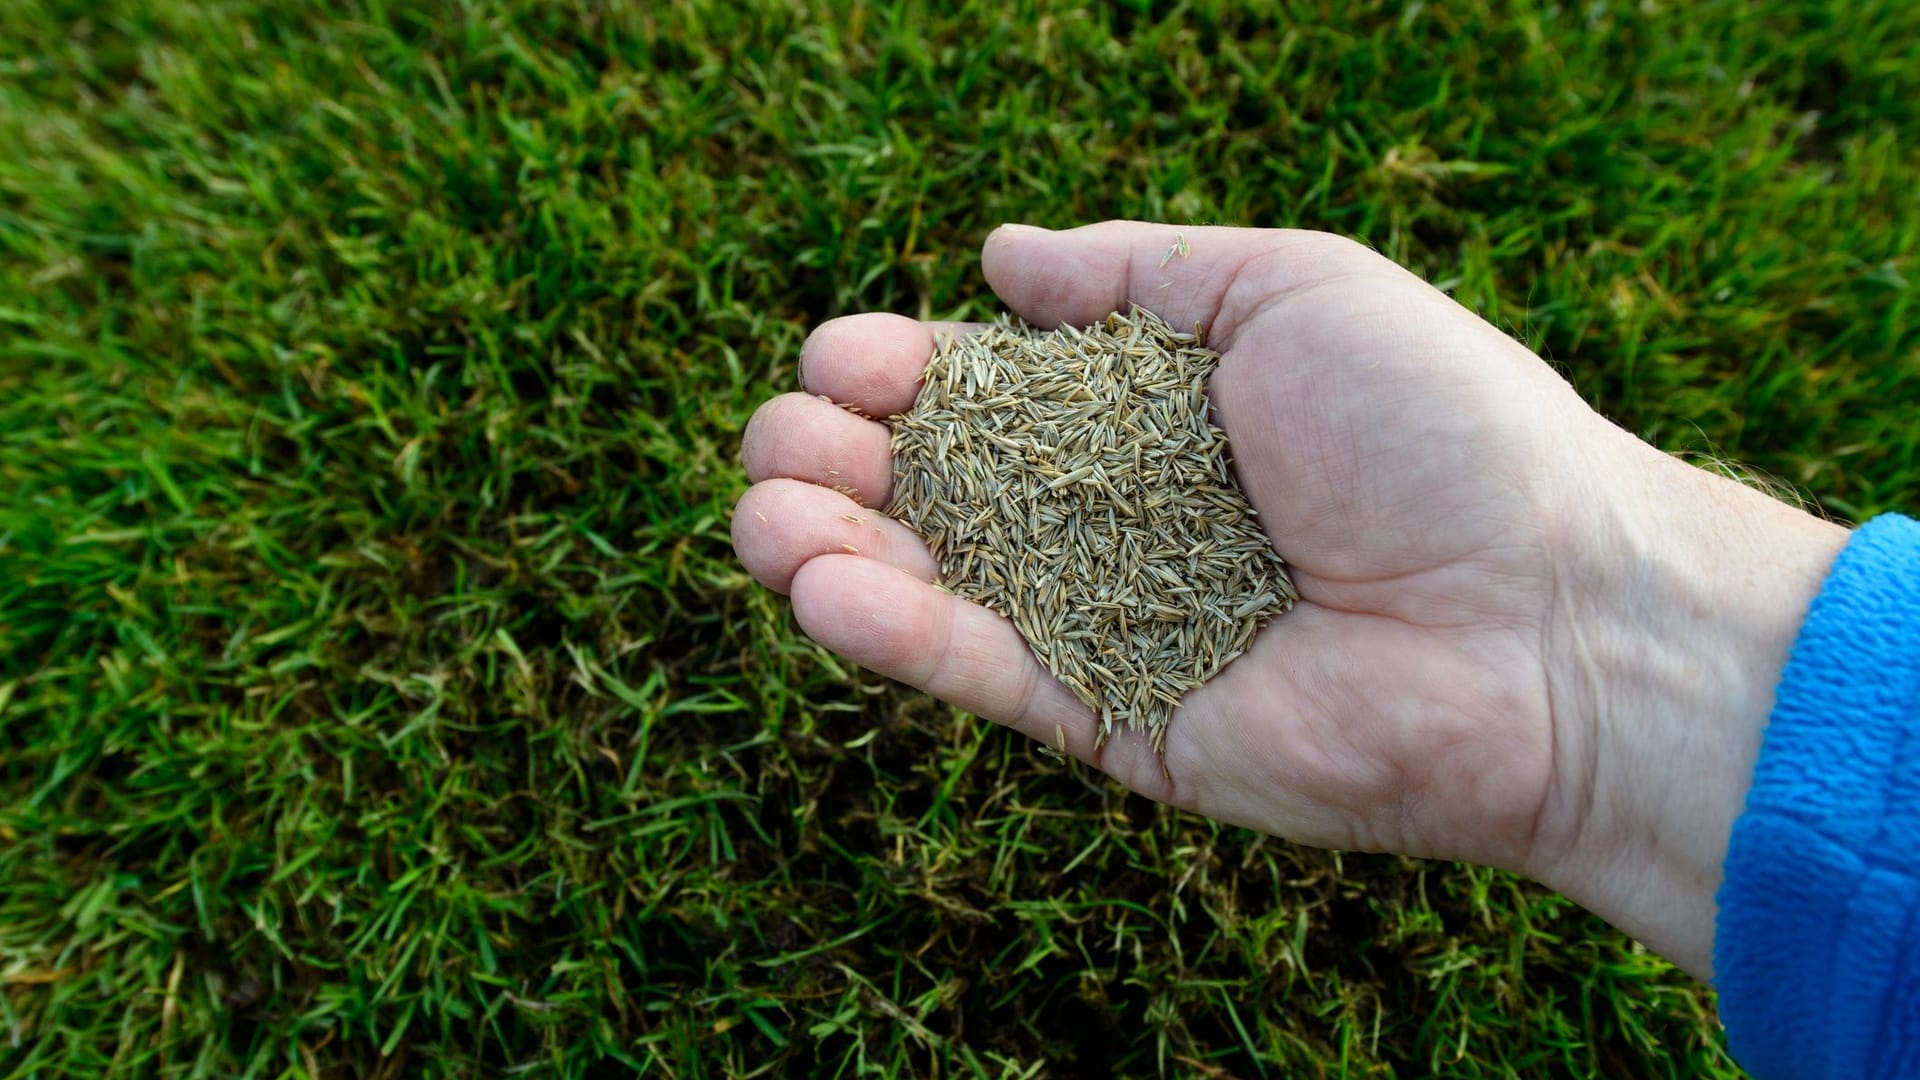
xmin=735 ymin=221 xmax=1623 ymax=876
xmin=738 ymin=221 xmax=1854 ymax=980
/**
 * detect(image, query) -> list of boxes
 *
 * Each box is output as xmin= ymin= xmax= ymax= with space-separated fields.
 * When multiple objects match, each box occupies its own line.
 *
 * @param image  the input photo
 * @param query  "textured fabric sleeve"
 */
xmin=1715 ymin=513 xmax=1920 ymax=1080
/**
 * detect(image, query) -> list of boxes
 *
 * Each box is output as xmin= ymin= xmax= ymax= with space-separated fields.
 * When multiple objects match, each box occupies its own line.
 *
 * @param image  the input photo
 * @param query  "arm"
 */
xmin=733 ymin=223 xmax=1908 ymax=1069
xmin=1519 ymin=435 xmax=1852 ymax=980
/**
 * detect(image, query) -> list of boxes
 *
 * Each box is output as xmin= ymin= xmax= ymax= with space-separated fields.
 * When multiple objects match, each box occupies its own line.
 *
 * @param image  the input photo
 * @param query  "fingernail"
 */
xmin=994 ymin=222 xmax=1050 ymax=239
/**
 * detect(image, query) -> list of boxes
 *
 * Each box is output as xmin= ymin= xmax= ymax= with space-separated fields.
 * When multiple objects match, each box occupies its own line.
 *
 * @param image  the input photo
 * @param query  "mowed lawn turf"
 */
xmin=3 ymin=2 xmax=1917 ymax=1076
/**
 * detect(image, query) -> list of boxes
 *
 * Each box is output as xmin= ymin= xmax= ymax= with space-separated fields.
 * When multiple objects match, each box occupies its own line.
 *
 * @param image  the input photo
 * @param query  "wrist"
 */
xmin=1529 ymin=432 xmax=1848 ymax=978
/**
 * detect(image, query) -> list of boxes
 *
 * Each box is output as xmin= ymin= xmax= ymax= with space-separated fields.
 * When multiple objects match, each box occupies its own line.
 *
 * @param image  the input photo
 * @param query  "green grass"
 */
xmin=2 ymin=0 xmax=1916 ymax=1075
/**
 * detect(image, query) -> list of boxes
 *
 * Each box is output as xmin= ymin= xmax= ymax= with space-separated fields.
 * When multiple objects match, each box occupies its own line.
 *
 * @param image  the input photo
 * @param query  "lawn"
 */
xmin=3 ymin=1 xmax=1917 ymax=1075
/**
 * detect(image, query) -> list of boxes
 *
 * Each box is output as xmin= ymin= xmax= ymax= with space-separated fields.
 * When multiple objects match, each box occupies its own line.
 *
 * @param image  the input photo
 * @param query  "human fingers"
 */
xmin=799 ymin=314 xmax=982 ymax=419
xmin=740 ymin=392 xmax=894 ymax=507
xmin=788 ymin=554 xmax=1175 ymax=799
xmin=979 ymin=221 xmax=1388 ymax=349
xmin=732 ymin=478 xmax=941 ymax=593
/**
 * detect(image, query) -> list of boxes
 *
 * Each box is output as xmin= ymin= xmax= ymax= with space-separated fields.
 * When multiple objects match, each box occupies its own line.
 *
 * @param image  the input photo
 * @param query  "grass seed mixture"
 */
xmin=886 ymin=307 xmax=1296 ymax=748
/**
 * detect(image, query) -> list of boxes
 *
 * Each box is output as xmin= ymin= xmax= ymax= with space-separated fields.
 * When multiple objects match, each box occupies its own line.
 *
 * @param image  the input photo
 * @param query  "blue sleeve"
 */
xmin=1715 ymin=513 xmax=1920 ymax=1080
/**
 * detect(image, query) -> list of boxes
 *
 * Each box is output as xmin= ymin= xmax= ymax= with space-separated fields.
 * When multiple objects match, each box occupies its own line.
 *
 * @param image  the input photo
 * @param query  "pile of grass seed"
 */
xmin=886 ymin=307 xmax=1295 ymax=747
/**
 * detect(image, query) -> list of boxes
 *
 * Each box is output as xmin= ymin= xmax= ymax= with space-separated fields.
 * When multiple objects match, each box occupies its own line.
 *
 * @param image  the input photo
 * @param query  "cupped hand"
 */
xmin=733 ymin=222 xmax=1846 ymax=979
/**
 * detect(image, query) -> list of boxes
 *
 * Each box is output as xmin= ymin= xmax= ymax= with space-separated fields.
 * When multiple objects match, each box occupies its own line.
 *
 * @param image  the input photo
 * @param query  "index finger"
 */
xmin=799 ymin=314 xmax=981 ymax=419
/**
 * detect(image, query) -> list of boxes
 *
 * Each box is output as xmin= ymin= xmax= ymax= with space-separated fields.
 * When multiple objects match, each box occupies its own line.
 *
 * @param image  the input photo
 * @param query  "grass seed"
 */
xmin=886 ymin=306 xmax=1296 ymax=749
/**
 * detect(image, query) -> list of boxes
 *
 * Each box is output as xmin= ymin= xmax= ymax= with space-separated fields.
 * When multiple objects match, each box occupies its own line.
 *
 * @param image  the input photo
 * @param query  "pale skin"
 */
xmin=732 ymin=221 xmax=1849 ymax=981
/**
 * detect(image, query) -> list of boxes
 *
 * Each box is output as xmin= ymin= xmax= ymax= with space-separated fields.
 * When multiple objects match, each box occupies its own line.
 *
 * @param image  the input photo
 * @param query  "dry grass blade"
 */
xmin=886 ymin=306 xmax=1295 ymax=748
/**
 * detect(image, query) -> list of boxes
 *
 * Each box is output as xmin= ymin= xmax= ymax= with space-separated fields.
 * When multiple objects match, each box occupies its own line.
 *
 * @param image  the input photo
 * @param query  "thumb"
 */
xmin=978 ymin=220 xmax=1378 ymax=347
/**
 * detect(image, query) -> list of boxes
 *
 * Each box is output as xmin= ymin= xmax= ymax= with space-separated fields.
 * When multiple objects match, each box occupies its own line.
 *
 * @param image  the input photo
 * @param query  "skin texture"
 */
xmin=733 ymin=221 xmax=1849 ymax=980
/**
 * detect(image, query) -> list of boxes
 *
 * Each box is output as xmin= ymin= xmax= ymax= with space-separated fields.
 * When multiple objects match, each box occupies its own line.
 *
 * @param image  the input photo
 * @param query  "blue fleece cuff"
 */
xmin=1715 ymin=513 xmax=1920 ymax=1080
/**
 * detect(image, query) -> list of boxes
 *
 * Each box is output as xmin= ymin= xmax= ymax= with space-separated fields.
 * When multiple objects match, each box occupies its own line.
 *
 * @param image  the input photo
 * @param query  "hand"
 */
xmin=732 ymin=221 xmax=1847 ymax=979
